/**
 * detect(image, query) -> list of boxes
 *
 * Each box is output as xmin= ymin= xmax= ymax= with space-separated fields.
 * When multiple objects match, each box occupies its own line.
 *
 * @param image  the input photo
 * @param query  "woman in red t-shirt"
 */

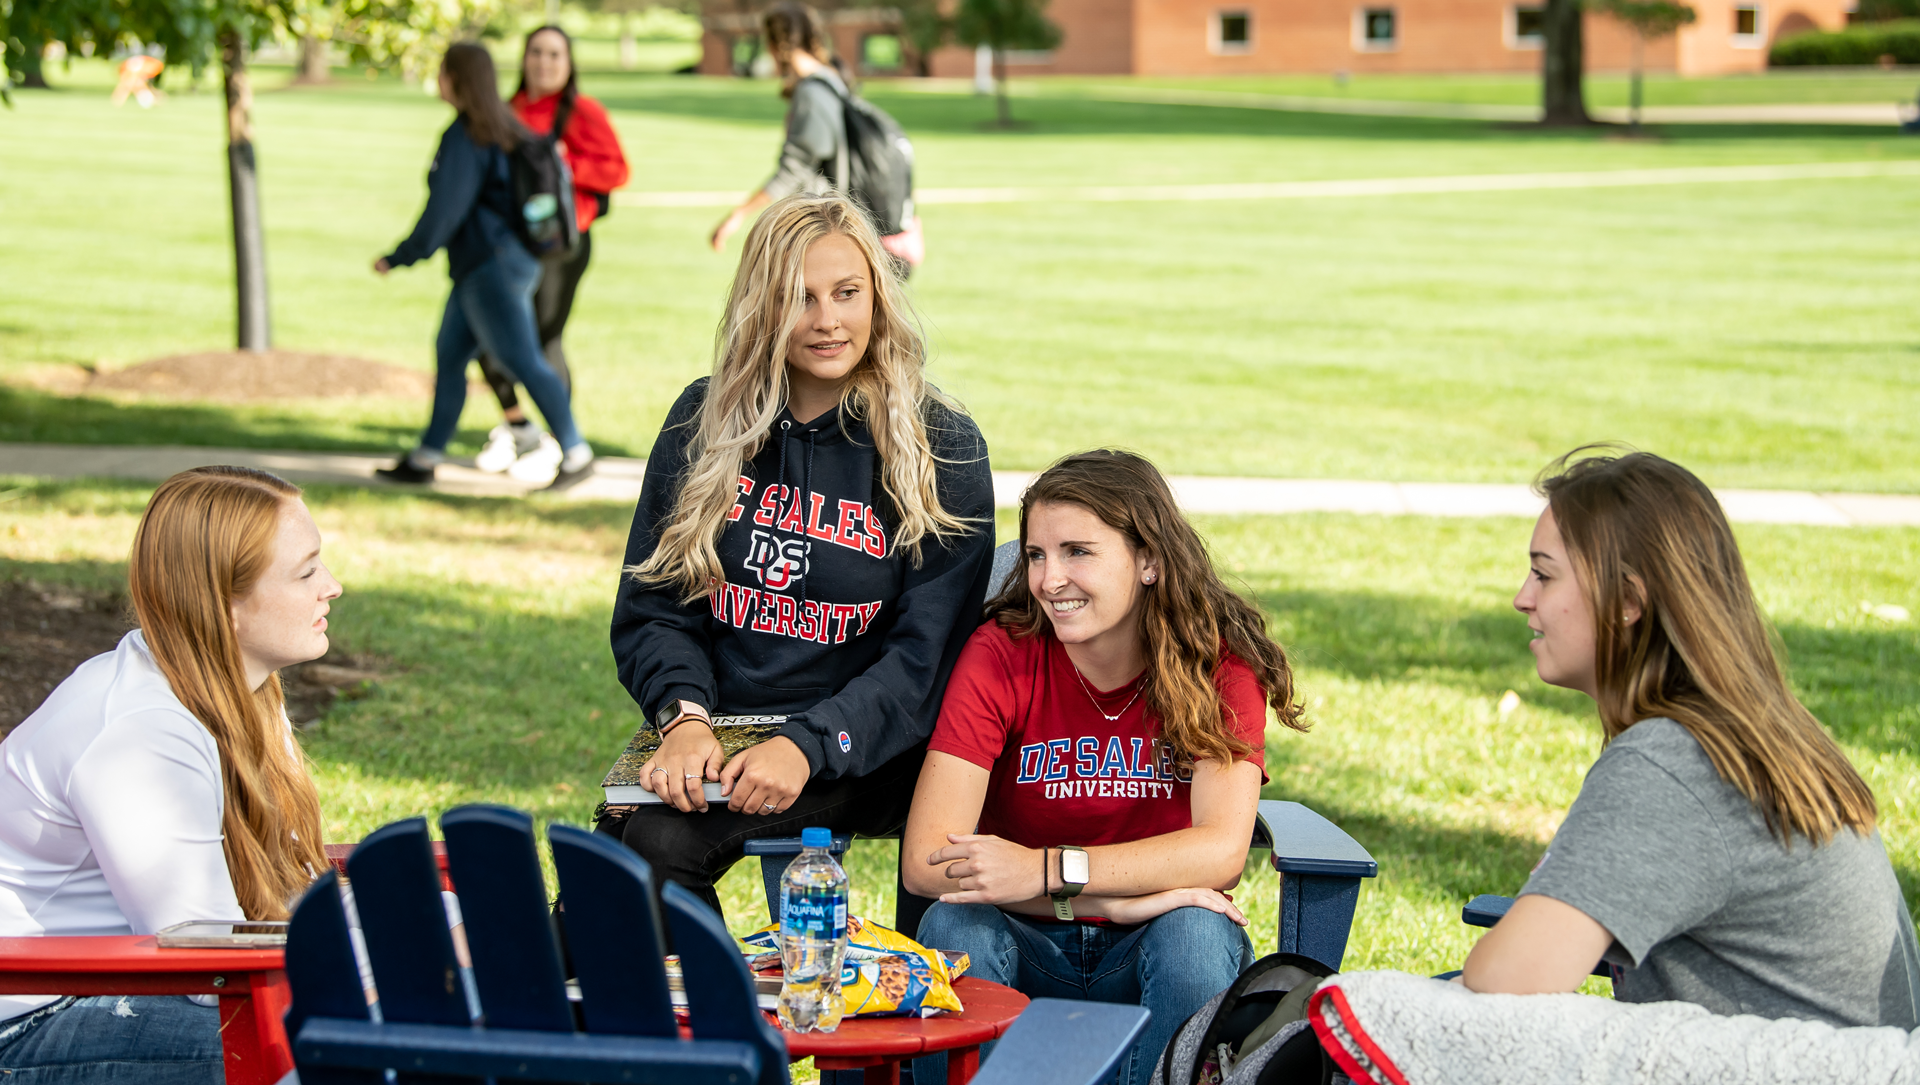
xmin=902 ymin=449 xmax=1308 ymax=1085
xmin=474 ymin=25 xmax=631 ymax=476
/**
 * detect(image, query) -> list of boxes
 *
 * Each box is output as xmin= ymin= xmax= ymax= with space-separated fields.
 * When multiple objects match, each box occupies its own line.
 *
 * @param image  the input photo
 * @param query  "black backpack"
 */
xmin=1152 ymin=952 xmax=1341 ymax=1085
xmin=506 ymin=98 xmax=580 ymax=258
xmin=819 ymin=77 xmax=915 ymax=236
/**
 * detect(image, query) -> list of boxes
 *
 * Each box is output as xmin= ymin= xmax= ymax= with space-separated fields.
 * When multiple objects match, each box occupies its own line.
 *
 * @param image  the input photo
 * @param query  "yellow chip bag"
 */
xmin=740 ymin=915 xmax=968 ymax=1018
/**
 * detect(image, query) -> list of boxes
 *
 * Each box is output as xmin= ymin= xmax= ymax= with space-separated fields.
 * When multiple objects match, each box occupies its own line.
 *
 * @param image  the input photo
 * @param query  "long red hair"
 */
xmin=128 ymin=467 xmax=327 ymax=919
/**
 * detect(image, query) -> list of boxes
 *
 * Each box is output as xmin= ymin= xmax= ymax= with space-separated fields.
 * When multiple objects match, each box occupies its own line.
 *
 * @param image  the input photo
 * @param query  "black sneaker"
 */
xmin=544 ymin=458 xmax=595 ymax=492
xmin=374 ymin=459 xmax=435 ymax=484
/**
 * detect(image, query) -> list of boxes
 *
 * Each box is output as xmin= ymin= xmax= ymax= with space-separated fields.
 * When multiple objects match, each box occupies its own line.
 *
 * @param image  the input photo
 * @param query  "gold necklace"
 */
xmin=1071 ymin=663 xmax=1145 ymax=722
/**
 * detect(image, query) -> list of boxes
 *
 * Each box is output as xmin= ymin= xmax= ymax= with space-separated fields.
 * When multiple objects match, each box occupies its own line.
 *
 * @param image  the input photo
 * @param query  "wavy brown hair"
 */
xmin=128 ymin=467 xmax=328 ymax=920
xmin=989 ymin=450 xmax=1306 ymax=764
xmin=1540 ymin=446 xmax=1876 ymax=844
xmin=630 ymin=194 xmax=974 ymax=599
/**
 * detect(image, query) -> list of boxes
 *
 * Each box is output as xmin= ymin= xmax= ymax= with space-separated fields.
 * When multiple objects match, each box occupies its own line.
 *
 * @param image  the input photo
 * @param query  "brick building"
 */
xmin=699 ymin=0 xmax=1845 ymax=78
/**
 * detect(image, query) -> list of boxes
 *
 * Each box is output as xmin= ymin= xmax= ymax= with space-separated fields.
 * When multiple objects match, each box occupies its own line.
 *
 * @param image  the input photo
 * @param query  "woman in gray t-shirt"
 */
xmin=1463 ymin=447 xmax=1919 ymax=1028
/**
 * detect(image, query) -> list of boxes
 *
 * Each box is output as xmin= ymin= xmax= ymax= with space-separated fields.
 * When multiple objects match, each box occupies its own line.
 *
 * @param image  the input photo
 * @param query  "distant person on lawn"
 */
xmin=600 ymin=194 xmax=993 ymax=920
xmin=373 ymin=41 xmax=594 ymax=489
xmin=902 ymin=449 xmax=1307 ymax=1085
xmin=1467 ymin=446 xmax=1919 ymax=1027
xmin=474 ymin=25 xmax=630 ymax=478
xmin=708 ymin=3 xmax=923 ymax=271
xmin=0 ymin=467 xmax=339 ymax=1083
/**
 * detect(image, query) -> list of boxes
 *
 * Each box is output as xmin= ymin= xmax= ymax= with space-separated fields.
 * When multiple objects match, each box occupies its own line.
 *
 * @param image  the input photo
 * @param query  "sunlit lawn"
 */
xmin=5 ymin=478 xmax=1914 ymax=983
xmin=3 ymin=65 xmax=1920 ymax=490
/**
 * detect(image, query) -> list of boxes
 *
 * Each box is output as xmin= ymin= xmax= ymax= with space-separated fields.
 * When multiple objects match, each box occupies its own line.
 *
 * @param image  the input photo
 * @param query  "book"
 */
xmin=601 ymin=714 xmax=789 ymax=805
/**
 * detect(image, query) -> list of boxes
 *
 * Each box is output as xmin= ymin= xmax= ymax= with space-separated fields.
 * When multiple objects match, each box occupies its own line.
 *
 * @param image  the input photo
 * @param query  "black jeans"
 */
xmin=481 ymin=231 xmax=592 ymax=410
xmin=596 ymin=744 xmax=926 ymax=923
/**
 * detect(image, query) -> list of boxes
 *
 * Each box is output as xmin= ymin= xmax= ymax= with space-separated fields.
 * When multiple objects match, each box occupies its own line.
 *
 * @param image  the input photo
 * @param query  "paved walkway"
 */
xmin=617 ymin=160 xmax=1920 ymax=210
xmin=6 ymin=443 xmax=1918 ymax=527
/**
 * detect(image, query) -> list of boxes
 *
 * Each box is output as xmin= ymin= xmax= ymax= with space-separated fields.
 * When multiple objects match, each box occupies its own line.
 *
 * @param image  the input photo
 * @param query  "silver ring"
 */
xmin=684 ymin=773 xmax=703 ymax=780
xmin=762 ymin=801 xmax=777 ymax=810
xmin=649 ymin=767 xmax=668 ymax=777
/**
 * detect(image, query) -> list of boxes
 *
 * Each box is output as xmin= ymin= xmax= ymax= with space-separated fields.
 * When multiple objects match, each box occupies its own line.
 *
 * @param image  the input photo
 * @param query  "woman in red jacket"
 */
xmin=476 ymin=25 xmax=632 ymax=476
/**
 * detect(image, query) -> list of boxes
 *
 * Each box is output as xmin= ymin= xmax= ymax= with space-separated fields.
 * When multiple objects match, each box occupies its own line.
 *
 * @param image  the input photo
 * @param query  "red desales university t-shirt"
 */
xmin=929 ymin=622 xmax=1270 ymax=848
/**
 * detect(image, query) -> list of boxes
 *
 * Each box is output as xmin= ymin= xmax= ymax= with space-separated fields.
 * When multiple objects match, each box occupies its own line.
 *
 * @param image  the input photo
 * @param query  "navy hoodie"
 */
xmin=383 ymin=117 xmax=522 ymax=281
xmin=610 ymin=378 xmax=995 ymax=780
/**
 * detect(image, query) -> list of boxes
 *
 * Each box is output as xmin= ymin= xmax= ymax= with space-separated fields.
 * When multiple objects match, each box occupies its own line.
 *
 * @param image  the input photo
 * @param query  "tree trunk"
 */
xmin=1629 ymin=33 xmax=1644 ymax=130
xmin=1541 ymin=0 xmax=1590 ymax=125
xmin=619 ymin=11 xmax=637 ymax=69
xmin=993 ymin=46 xmax=1011 ymax=126
xmin=221 ymin=29 xmax=271 ymax=352
xmin=18 ymin=36 xmax=50 ymax=88
xmin=296 ymin=35 xmax=330 ymax=83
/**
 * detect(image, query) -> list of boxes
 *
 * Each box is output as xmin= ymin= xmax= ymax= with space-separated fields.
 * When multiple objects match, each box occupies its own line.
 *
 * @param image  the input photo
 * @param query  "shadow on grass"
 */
xmin=0 ymin=386 xmax=644 ymax=459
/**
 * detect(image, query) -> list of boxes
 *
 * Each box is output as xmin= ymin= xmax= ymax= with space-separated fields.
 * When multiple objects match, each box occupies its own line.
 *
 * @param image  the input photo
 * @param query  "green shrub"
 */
xmin=1770 ymin=19 xmax=1920 ymax=64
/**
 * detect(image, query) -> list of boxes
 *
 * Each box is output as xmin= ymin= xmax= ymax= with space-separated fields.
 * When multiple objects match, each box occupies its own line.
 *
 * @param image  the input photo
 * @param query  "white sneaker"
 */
xmin=507 ymin=433 xmax=565 ymax=483
xmin=474 ymin=425 xmax=520 ymax=473
xmin=546 ymin=444 xmax=596 ymax=491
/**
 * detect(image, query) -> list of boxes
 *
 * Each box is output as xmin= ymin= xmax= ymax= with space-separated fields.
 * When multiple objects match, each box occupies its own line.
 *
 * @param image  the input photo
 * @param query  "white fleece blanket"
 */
xmin=1309 ymin=970 xmax=1920 ymax=1085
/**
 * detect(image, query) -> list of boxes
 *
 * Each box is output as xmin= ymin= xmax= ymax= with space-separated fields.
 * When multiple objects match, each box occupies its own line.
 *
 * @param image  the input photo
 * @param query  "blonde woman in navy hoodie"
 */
xmin=602 ymin=194 xmax=993 ymax=918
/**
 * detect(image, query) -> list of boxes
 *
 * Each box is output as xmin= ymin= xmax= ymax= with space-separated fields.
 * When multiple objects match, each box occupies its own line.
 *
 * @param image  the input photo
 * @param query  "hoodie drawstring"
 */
xmin=799 ymin=430 xmax=817 ymax=610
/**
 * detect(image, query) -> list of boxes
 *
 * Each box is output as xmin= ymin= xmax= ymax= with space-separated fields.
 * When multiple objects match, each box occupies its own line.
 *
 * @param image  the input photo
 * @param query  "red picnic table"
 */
xmin=0 ymin=935 xmax=292 ymax=1085
xmin=780 ymin=975 xmax=1030 ymax=1085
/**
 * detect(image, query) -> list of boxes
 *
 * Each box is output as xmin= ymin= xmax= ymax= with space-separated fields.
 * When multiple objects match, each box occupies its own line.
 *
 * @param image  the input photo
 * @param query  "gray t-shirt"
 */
xmin=1522 ymin=717 xmax=1920 ymax=1027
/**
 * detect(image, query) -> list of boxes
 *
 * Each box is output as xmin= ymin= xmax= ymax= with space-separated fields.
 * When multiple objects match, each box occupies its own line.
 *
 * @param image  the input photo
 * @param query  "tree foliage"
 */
xmin=952 ymin=0 xmax=1059 ymax=125
xmin=1594 ymin=0 xmax=1695 ymax=38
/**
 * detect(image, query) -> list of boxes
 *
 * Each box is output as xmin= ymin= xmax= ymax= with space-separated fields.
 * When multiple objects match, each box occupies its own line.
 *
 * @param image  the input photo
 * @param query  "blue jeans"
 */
xmin=913 ymin=903 xmax=1251 ymax=1085
xmin=423 ymin=244 xmax=584 ymax=454
xmin=0 ymin=995 xmax=221 ymax=1083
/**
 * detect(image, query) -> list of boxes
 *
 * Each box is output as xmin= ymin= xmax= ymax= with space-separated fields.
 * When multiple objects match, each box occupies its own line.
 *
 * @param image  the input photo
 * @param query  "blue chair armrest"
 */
xmin=1254 ymin=801 xmax=1376 ymax=972
xmin=1255 ymin=800 xmax=1377 ymax=878
xmin=1462 ymin=894 xmax=1513 ymax=928
xmin=295 ymin=1017 xmax=762 ymax=1085
xmin=970 ymin=999 xmax=1151 ymax=1085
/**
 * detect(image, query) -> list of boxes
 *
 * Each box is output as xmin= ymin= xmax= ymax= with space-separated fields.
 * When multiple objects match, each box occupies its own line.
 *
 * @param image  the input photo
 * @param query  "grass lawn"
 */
xmin=4 ymin=479 xmax=1915 ymax=983
xmin=4 ymin=65 xmax=1920 ymax=490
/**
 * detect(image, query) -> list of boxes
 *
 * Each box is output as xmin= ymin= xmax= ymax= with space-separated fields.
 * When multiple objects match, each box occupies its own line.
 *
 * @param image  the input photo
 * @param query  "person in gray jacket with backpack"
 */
xmin=709 ymin=3 xmax=922 ymax=270
xmin=372 ymin=41 xmax=594 ymax=489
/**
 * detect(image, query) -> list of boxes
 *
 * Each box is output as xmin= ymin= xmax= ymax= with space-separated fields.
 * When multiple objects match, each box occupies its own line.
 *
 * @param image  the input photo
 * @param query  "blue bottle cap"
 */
xmin=801 ymin=827 xmax=832 ymax=849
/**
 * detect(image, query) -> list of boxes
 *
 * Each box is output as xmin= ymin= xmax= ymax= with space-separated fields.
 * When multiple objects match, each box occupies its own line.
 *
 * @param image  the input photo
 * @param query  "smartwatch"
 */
xmin=1052 ymin=845 xmax=1089 ymax=921
xmin=654 ymin=699 xmax=710 ymax=737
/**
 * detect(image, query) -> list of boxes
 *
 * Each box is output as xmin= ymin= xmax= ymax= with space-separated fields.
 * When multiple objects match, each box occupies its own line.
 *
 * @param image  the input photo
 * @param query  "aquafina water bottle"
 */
xmin=777 ymin=826 xmax=848 ymax=1032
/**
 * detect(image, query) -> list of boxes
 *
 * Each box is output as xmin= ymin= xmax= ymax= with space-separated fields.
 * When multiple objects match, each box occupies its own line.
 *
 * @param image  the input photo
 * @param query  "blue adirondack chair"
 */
xmin=283 ymin=806 xmax=1153 ymax=1085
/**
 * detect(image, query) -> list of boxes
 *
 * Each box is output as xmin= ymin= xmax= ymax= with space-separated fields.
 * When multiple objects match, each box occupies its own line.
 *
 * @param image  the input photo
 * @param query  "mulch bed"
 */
xmin=21 ymin=350 xmax=433 ymax=402
xmin=0 ymin=580 xmax=384 ymax=739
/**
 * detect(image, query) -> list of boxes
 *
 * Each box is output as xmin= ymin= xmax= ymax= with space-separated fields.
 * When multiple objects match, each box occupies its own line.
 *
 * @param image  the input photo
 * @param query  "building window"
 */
xmin=1508 ymin=4 xmax=1544 ymax=47
xmin=862 ymin=33 xmax=902 ymax=71
xmin=1733 ymin=3 xmax=1762 ymax=43
xmin=1213 ymin=10 xmax=1253 ymax=53
xmin=1355 ymin=6 xmax=1397 ymax=49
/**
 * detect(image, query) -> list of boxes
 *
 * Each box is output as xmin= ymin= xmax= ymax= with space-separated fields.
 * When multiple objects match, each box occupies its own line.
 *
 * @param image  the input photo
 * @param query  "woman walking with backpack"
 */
xmin=475 ymin=25 xmax=630 ymax=477
xmin=373 ymin=41 xmax=595 ymax=489
xmin=709 ymin=3 xmax=922 ymax=271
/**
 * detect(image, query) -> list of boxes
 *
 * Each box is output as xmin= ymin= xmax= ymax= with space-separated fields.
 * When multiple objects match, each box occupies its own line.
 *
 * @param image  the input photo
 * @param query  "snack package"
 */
xmin=740 ymin=915 xmax=970 ymax=1019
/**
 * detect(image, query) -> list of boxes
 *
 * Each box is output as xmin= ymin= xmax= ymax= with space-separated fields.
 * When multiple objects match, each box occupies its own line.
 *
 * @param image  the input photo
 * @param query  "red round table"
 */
xmin=779 ymin=976 xmax=1029 ymax=1085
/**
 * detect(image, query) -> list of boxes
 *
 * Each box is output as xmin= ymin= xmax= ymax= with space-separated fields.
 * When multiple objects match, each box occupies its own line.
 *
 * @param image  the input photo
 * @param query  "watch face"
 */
xmin=1061 ymin=848 xmax=1090 ymax=886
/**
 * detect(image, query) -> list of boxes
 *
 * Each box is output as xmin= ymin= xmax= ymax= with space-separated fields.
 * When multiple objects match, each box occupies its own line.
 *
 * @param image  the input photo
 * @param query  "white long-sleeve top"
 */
xmin=0 ymin=630 xmax=246 ymax=1021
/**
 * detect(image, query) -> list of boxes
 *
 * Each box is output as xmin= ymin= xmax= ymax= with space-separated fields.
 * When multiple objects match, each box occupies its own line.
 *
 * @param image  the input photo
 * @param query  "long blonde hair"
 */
xmin=128 ymin=467 xmax=327 ymax=919
xmin=632 ymin=194 xmax=973 ymax=599
xmin=990 ymin=451 xmax=1306 ymax=764
xmin=1540 ymin=447 xmax=1876 ymax=844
